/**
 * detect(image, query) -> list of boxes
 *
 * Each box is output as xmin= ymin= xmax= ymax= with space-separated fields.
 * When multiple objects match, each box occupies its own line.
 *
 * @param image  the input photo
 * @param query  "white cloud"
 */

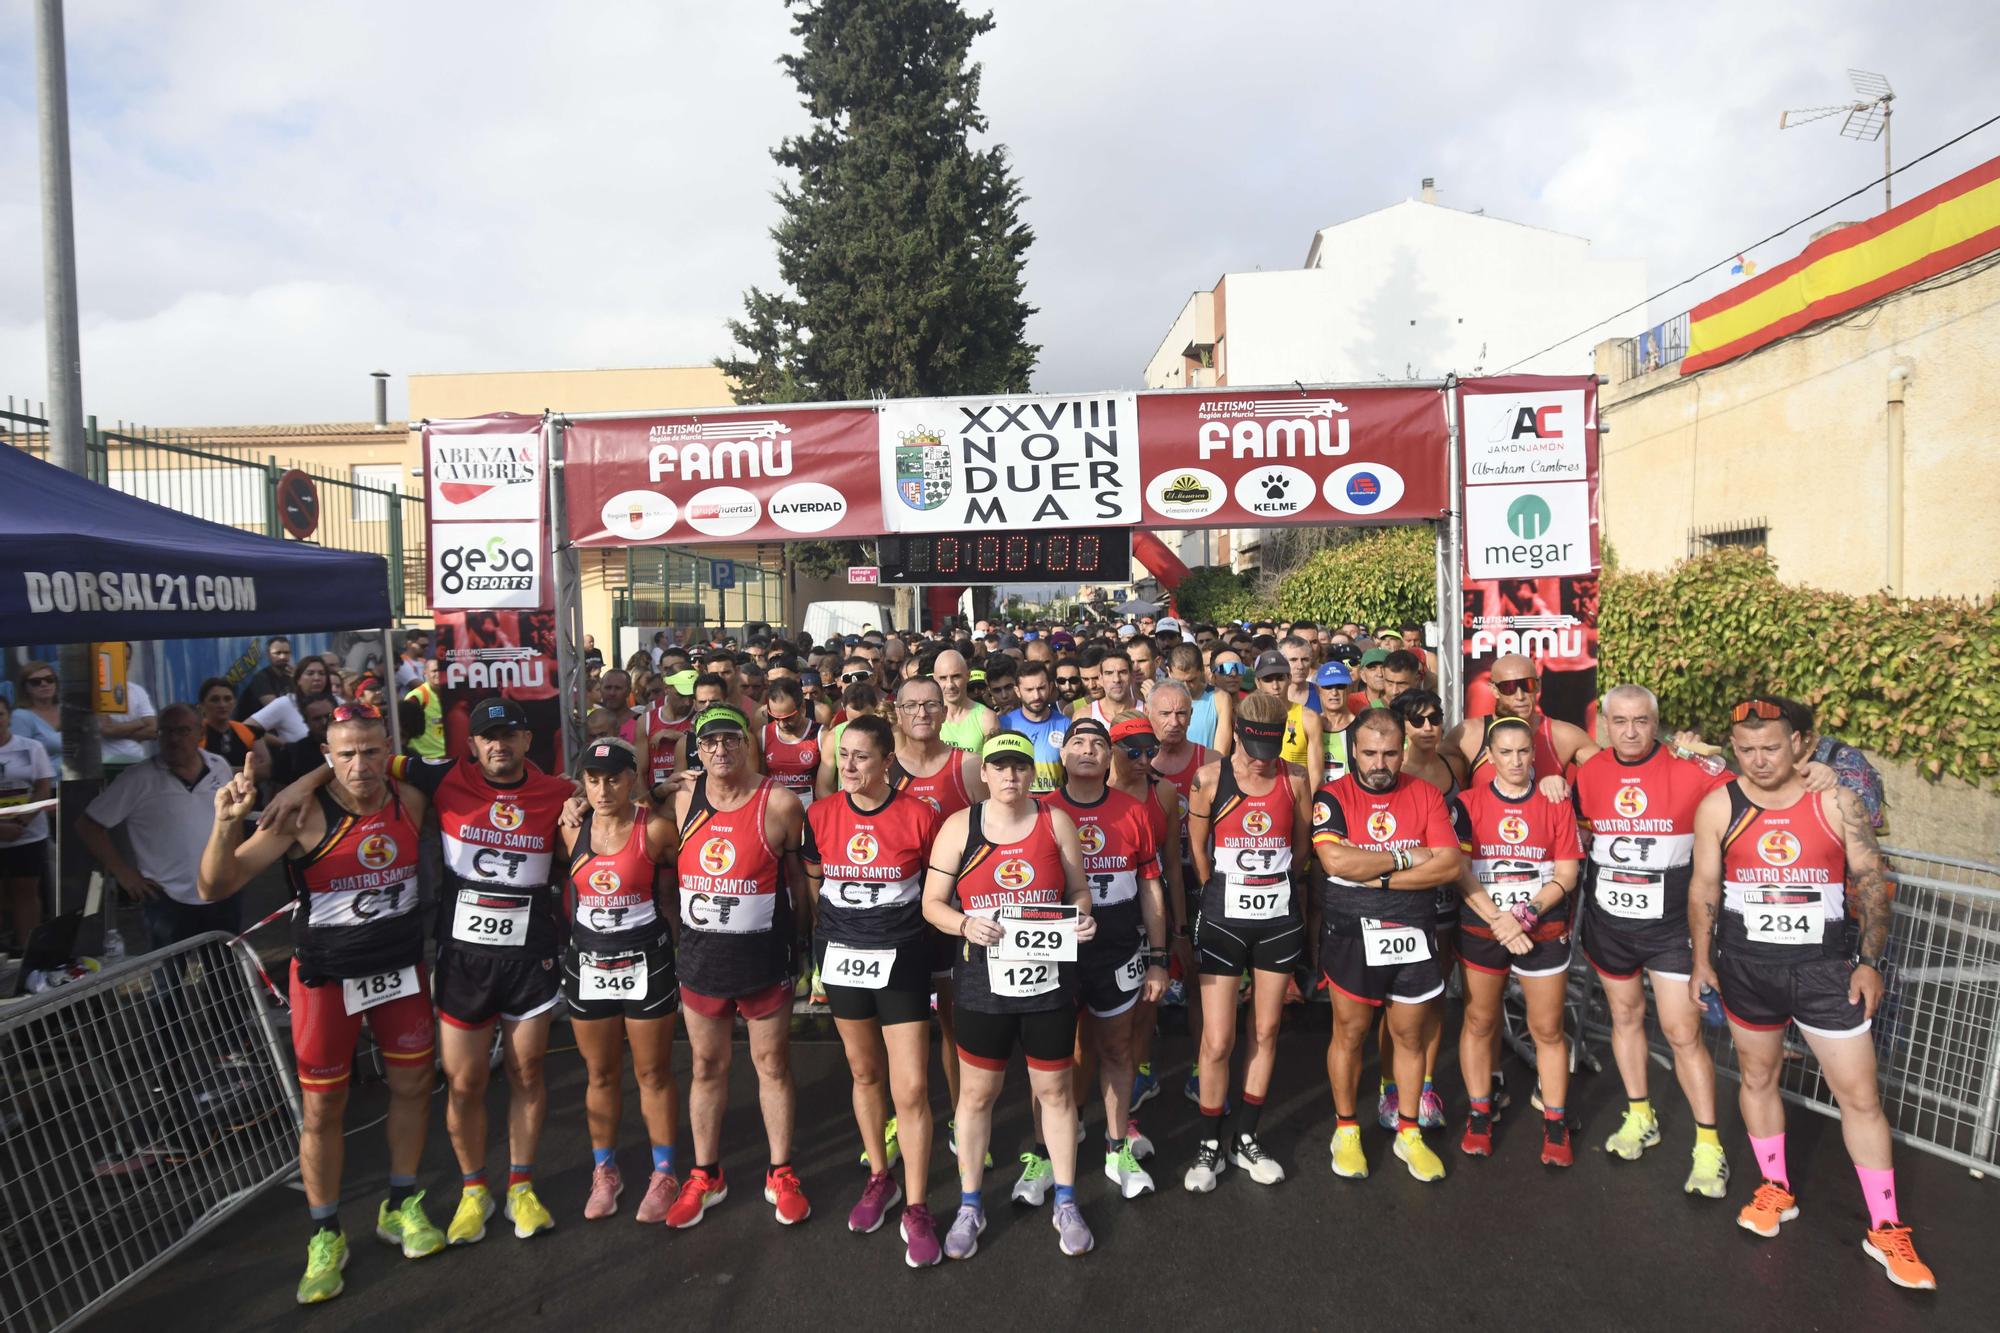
xmin=0 ymin=0 xmax=1992 ymax=423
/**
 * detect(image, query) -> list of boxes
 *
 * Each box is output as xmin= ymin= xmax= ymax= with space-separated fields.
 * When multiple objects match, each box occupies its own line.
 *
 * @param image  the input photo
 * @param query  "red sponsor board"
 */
xmin=1134 ymin=388 xmax=1446 ymax=528
xmin=433 ymin=608 xmax=564 ymax=774
xmin=563 ymin=406 xmax=883 ymax=547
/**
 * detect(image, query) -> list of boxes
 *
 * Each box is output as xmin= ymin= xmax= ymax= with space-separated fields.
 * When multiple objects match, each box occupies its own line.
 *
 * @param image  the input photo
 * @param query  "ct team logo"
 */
xmin=1366 ymin=810 xmax=1398 ymax=844
xmin=1613 ymin=786 xmax=1649 ymax=818
xmin=845 ymin=831 xmax=880 ymax=865
xmin=356 ymin=833 xmax=398 ymax=870
xmin=1242 ymin=810 xmax=1272 ymax=837
xmin=894 ymin=427 xmax=950 ymax=511
xmin=587 ymin=867 xmax=622 ymax=896
xmin=1497 ymin=813 xmax=1530 ymax=845
xmin=1078 ymin=824 xmax=1106 ymax=857
xmin=1757 ymin=829 xmax=1802 ymax=867
xmin=700 ymin=837 xmax=737 ymax=876
xmin=995 ymin=857 xmax=1036 ymax=891
xmin=489 ymin=798 xmax=523 ymax=831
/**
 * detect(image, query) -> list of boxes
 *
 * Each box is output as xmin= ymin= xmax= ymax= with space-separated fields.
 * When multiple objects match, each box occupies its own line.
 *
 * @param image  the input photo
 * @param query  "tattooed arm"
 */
xmin=1833 ymin=786 xmax=1892 ymax=1017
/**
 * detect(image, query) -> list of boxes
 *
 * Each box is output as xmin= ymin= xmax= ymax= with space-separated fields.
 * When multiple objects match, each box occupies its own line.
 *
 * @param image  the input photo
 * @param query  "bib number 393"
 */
xmin=822 ymin=941 xmax=895 ymax=990
xmin=342 ymin=964 xmax=419 ymax=1015
xmin=1597 ymin=872 xmax=1664 ymax=921
xmin=1361 ymin=918 xmax=1431 ymax=967
xmin=578 ymin=951 xmax=649 ymax=1001
xmin=452 ymin=891 xmax=531 ymax=947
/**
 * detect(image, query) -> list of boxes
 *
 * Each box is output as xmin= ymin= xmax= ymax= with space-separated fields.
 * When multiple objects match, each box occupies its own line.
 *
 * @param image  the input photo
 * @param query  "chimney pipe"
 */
xmin=1421 ymin=177 xmax=1437 ymax=205
xmin=371 ymin=371 xmax=389 ymax=429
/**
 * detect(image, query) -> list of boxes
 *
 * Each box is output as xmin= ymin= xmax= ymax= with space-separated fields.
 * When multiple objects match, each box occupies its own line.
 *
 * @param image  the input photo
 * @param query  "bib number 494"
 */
xmin=822 ymin=941 xmax=895 ymax=990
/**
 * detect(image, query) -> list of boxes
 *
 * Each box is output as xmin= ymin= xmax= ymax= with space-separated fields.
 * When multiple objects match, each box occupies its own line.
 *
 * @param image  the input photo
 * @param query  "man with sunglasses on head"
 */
xmin=1445 ymin=654 xmax=1597 ymax=802
xmin=1685 ymin=696 xmax=1935 ymax=1290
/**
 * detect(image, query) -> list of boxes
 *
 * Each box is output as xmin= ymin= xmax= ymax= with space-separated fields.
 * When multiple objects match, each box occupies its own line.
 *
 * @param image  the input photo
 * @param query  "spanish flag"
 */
xmin=1682 ymin=152 xmax=2000 ymax=375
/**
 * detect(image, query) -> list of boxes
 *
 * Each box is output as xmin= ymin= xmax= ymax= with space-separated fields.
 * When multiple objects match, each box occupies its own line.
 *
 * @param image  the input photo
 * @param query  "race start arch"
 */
xmin=419 ymin=375 xmax=1601 ymax=768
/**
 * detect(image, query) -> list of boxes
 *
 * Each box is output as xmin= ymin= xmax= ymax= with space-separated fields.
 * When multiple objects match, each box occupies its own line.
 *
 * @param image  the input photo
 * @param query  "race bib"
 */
xmin=1597 ymin=871 xmax=1664 ymax=921
xmin=1361 ymin=918 xmax=1431 ymax=967
xmin=1742 ymin=891 xmax=1825 ymax=946
xmin=986 ymin=957 xmax=1060 ymax=998
xmin=452 ymin=890 xmax=531 ymax=947
xmin=1114 ymin=949 xmax=1146 ymax=994
xmin=1226 ymin=881 xmax=1290 ymax=920
xmin=342 ymin=964 xmax=420 ymax=1015
xmin=822 ymin=941 xmax=895 ymax=990
xmin=577 ymin=951 xmax=648 ymax=1001
xmin=681 ymin=889 xmax=779 ymax=934
xmin=990 ymin=905 xmax=1079 ymax=963
xmin=1487 ymin=871 xmax=1540 ymax=913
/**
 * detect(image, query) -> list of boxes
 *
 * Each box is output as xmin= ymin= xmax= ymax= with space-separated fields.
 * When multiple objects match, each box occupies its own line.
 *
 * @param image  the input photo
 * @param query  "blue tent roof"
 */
xmin=0 ymin=444 xmax=392 ymax=642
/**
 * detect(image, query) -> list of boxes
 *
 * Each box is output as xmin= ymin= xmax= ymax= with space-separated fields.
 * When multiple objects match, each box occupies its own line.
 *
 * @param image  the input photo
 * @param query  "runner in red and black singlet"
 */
xmin=1181 ymin=692 xmax=1313 ymax=1194
xmin=562 ymin=737 xmax=684 ymax=1225
xmin=760 ymin=679 xmax=823 ymax=809
xmin=1453 ymin=717 xmax=1583 ymax=1164
xmin=922 ymin=732 xmax=1095 ymax=1260
xmin=665 ymin=705 xmax=812 ymax=1231
xmin=1311 ymin=709 xmax=1466 ymax=1184
xmin=804 ymin=713 xmax=944 ymax=1261
xmin=1042 ymin=718 xmax=1169 ymax=1202
xmin=642 ymin=696 xmax=693 ymax=794
xmin=1688 ymin=697 xmax=1934 ymax=1290
xmin=199 ymin=707 xmax=441 ymax=1301
xmin=1573 ymin=683 xmax=1734 ymax=1194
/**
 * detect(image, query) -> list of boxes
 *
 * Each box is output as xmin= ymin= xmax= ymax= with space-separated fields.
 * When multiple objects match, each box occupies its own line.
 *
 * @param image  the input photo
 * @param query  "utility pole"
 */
xmin=36 ymin=0 xmax=102 ymax=790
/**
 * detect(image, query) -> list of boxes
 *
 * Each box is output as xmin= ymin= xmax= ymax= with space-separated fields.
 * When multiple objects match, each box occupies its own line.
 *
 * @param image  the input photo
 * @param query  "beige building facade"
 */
xmin=1595 ymin=255 xmax=2000 ymax=601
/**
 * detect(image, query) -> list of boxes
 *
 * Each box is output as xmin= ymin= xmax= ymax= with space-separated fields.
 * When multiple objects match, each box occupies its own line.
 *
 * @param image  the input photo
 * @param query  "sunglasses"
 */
xmin=1055 ymin=676 xmax=1081 ymax=686
xmin=1116 ymin=741 xmax=1159 ymax=760
xmin=1406 ymin=713 xmax=1444 ymax=727
xmin=331 ymin=702 xmax=383 ymax=722
xmin=1491 ymin=677 xmax=1537 ymax=696
xmin=23 ymin=675 xmax=55 ymax=687
xmin=1214 ymin=662 xmax=1246 ymax=676
xmin=841 ymin=672 xmax=871 ymax=683
xmin=1731 ymin=699 xmax=1784 ymax=722
xmin=696 ymin=733 xmax=746 ymax=749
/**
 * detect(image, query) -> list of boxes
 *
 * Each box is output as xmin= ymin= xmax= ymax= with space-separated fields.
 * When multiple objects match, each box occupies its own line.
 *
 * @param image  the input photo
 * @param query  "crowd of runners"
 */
xmin=184 ymin=612 xmax=1935 ymax=1302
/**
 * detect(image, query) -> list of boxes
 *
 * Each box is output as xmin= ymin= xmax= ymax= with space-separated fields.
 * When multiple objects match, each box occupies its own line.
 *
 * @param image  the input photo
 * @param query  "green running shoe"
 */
xmin=296 ymin=1230 xmax=348 ymax=1305
xmin=1603 ymin=1106 xmax=1662 ymax=1162
xmin=859 ymin=1115 xmax=902 ymax=1170
xmin=1010 ymin=1152 xmax=1053 ymax=1206
xmin=376 ymin=1191 xmax=445 ymax=1259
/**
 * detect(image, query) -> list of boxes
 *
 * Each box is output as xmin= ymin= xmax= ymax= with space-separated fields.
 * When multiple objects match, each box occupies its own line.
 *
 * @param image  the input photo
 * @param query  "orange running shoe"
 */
xmin=765 ymin=1165 xmax=812 ymax=1225
xmin=1863 ymin=1224 xmax=1937 ymax=1290
xmin=1736 ymin=1181 xmax=1798 ymax=1238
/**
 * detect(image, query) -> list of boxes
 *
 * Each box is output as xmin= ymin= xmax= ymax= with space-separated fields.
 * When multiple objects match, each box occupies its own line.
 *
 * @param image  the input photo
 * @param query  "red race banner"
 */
xmin=433 ymin=608 xmax=564 ymax=773
xmin=563 ymin=406 xmax=883 ymax=547
xmin=1134 ymin=387 xmax=1446 ymax=528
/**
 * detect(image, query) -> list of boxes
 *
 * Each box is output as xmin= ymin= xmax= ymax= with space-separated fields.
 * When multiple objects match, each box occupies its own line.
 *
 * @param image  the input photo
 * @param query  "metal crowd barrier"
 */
xmin=0 ymin=933 xmax=301 ymax=1333
xmin=1574 ymin=847 xmax=2000 ymax=1175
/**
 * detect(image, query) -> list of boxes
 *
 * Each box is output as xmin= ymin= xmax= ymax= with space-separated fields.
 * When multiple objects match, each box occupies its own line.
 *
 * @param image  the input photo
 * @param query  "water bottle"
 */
xmin=1699 ymin=983 xmax=1726 ymax=1028
xmin=102 ymin=927 xmax=128 ymax=962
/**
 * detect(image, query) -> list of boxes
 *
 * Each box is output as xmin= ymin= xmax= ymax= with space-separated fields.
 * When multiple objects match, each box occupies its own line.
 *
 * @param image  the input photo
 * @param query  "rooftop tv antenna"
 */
xmin=1780 ymin=69 xmax=1895 ymax=212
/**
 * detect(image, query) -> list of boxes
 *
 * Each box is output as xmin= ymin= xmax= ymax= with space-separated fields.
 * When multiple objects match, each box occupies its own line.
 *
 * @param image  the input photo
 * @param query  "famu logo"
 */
xmin=1757 ymin=829 xmax=1802 ymax=867
xmin=1242 ymin=810 xmax=1273 ymax=837
xmin=438 ymin=532 xmax=534 ymax=595
xmin=994 ymin=857 xmax=1035 ymax=891
xmin=357 ymin=833 xmax=398 ymax=870
xmin=1613 ymin=785 xmax=1648 ymax=818
xmin=489 ymin=799 xmax=523 ymax=831
xmin=1366 ymin=810 xmax=1398 ymax=843
xmin=699 ymin=837 xmax=737 ymax=876
xmin=587 ymin=868 xmax=622 ymax=895
xmin=1507 ymin=494 xmax=1553 ymax=541
xmin=1497 ymin=812 xmax=1529 ymax=845
xmin=1077 ymin=823 xmax=1106 ymax=856
xmin=845 ymin=831 xmax=879 ymax=865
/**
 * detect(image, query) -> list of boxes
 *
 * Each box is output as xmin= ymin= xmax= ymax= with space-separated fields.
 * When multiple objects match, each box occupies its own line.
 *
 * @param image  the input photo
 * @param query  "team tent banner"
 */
xmin=1135 ymin=387 xmax=1447 ymax=527
xmin=1681 ymin=151 xmax=2000 ymax=375
xmin=563 ymin=406 xmax=884 ymax=546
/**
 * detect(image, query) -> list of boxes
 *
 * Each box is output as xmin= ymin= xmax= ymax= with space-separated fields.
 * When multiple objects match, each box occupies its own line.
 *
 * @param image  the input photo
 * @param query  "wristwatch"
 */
xmin=1856 ymin=953 xmax=1888 ymax=972
xmin=1377 ymin=871 xmax=1393 ymax=890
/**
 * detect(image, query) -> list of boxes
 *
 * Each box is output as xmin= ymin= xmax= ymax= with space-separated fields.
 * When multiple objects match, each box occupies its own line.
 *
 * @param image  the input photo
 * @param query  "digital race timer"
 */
xmin=877 ymin=527 xmax=1131 ymax=584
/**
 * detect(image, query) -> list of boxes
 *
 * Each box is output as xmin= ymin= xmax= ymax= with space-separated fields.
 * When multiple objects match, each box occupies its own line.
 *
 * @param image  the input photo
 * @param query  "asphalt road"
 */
xmin=101 ymin=1006 xmax=1993 ymax=1332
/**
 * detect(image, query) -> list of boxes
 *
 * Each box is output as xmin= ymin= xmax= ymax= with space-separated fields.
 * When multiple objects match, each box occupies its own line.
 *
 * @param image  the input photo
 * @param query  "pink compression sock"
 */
xmin=1748 ymin=1133 xmax=1788 ymax=1188
xmin=1855 ymin=1165 xmax=1899 ymax=1229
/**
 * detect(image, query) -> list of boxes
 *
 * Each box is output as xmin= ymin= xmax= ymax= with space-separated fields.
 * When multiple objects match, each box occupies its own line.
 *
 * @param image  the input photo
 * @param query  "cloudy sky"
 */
xmin=0 ymin=0 xmax=1991 ymax=426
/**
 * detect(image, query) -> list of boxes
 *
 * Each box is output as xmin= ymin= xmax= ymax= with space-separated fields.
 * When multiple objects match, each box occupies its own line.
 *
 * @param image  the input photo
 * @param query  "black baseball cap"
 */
xmin=470 ymin=698 xmax=529 ymax=736
xmin=579 ymin=738 xmax=637 ymax=773
xmin=1253 ymin=651 xmax=1289 ymax=680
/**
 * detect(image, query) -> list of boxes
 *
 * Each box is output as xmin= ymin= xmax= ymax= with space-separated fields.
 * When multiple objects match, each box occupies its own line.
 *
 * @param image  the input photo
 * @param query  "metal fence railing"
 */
xmin=1573 ymin=847 xmax=2000 ymax=1174
xmin=0 ymin=933 xmax=301 ymax=1333
xmin=1609 ymin=310 xmax=1691 ymax=381
xmin=2 ymin=401 xmax=429 ymax=621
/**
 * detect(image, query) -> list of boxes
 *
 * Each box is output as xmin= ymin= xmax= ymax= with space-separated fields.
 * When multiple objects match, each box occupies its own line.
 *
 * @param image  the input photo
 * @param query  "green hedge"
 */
xmin=1173 ymin=565 xmax=1264 ymax=624
xmin=1225 ymin=534 xmax=1996 ymax=788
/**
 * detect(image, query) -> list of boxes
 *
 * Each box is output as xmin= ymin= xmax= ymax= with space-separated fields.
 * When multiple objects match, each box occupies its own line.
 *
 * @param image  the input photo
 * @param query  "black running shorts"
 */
xmin=435 ymin=946 xmax=562 ymax=1029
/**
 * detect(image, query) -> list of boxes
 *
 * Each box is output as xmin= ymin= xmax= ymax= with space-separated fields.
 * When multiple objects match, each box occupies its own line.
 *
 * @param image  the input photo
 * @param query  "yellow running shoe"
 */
xmin=1329 ymin=1124 xmax=1369 ymax=1180
xmin=1685 ymin=1141 xmax=1731 ymax=1199
xmin=1394 ymin=1126 xmax=1445 ymax=1183
xmin=1603 ymin=1106 xmax=1661 ymax=1161
xmin=448 ymin=1185 xmax=495 ymax=1246
xmin=505 ymin=1182 xmax=556 ymax=1239
xmin=375 ymin=1192 xmax=444 ymax=1259
xmin=296 ymin=1230 xmax=347 ymax=1305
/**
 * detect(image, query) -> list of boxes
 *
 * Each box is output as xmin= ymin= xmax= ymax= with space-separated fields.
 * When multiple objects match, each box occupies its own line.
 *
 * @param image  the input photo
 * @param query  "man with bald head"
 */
xmin=932 ymin=649 xmax=997 ymax=752
xmin=1444 ymin=654 xmax=1597 ymax=802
